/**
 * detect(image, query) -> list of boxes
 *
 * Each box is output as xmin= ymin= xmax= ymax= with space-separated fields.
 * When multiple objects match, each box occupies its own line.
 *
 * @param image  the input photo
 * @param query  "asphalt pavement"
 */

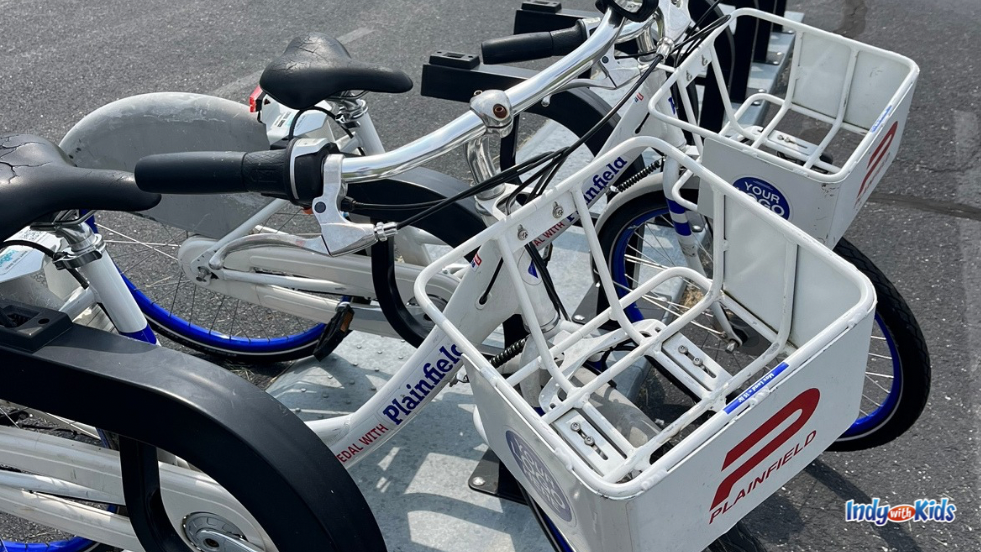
xmin=0 ymin=0 xmax=978 ymax=551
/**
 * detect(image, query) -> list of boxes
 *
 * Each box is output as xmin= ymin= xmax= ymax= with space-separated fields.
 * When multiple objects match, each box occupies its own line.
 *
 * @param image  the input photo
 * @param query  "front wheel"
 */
xmin=825 ymin=238 xmax=931 ymax=451
xmin=596 ymin=192 xmax=931 ymax=451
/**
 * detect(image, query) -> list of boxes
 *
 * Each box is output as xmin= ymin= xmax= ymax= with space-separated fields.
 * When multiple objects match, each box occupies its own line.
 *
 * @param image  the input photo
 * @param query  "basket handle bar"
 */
xmin=799 ymin=42 xmax=860 ymax=169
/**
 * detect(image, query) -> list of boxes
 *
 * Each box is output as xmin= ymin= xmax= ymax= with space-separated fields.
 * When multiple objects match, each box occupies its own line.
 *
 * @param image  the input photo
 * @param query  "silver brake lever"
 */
xmin=314 ymin=154 xmax=397 ymax=257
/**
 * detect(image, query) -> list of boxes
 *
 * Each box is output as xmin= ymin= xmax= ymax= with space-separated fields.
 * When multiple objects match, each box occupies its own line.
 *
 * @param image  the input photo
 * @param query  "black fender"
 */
xmin=349 ymin=167 xmax=484 ymax=346
xmin=0 ymin=302 xmax=386 ymax=552
xmin=348 ymin=166 xmax=485 ymax=247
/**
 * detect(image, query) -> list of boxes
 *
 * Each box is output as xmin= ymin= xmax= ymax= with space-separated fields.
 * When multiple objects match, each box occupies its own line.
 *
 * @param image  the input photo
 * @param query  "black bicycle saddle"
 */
xmin=259 ymin=33 xmax=413 ymax=111
xmin=0 ymin=134 xmax=160 ymax=242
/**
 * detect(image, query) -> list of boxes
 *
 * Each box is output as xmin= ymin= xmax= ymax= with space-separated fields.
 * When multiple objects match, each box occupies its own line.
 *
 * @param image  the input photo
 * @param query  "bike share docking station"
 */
xmin=261 ymin=2 xmax=810 ymax=550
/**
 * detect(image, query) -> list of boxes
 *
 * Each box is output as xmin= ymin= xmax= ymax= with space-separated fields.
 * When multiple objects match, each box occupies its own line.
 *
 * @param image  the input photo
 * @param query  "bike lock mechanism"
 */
xmin=314 ymin=153 xmax=397 ymax=256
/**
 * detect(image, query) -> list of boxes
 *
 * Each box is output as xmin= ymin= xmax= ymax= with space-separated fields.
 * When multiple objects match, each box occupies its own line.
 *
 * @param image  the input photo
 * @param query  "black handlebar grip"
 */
xmin=549 ymin=24 xmax=590 ymax=56
xmin=135 ymin=151 xmax=249 ymax=195
xmin=135 ymin=150 xmax=292 ymax=198
xmin=241 ymin=149 xmax=291 ymax=197
xmin=481 ymin=23 xmax=588 ymax=65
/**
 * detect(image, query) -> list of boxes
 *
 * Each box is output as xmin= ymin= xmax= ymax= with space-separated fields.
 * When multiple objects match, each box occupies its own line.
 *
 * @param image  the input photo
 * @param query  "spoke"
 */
xmin=627 ymin=229 xmax=678 ymax=268
xmin=139 ymin=279 xmax=185 ymax=291
xmin=117 ymin=249 xmax=159 ymax=275
xmin=0 ymin=409 xmax=19 ymax=427
xmin=635 ymin=233 xmax=677 ymax=267
xmin=210 ymin=295 xmax=227 ymax=335
xmin=170 ymin=269 xmax=185 ymax=314
xmin=623 ymin=253 xmax=673 ymax=272
xmin=865 ymin=376 xmax=893 ymax=396
xmin=865 ymin=372 xmax=895 ymax=379
xmin=95 ymin=225 xmax=179 ymax=261
xmin=867 ymin=352 xmax=893 ymax=361
xmin=274 ymin=208 xmax=302 ymax=232
xmin=228 ymin=301 xmax=240 ymax=337
xmin=189 ymin=278 xmax=198 ymax=323
xmin=861 ymin=393 xmax=883 ymax=408
xmin=634 ymin=293 xmax=725 ymax=337
xmin=103 ymin=240 xmax=178 ymax=248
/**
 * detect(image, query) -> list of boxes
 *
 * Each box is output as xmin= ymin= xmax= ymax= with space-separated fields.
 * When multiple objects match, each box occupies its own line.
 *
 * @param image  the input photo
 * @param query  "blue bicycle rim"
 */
xmin=839 ymin=313 xmax=902 ymax=437
xmin=1 ymin=538 xmax=99 ymax=551
xmin=88 ymin=214 xmax=325 ymax=354
xmin=608 ymin=208 xmax=903 ymax=437
xmin=122 ymin=273 xmax=326 ymax=353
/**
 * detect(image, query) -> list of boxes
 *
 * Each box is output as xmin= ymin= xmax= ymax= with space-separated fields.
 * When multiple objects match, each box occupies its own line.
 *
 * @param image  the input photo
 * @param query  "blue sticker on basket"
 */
xmin=506 ymin=430 xmax=573 ymax=523
xmin=733 ymin=177 xmax=791 ymax=220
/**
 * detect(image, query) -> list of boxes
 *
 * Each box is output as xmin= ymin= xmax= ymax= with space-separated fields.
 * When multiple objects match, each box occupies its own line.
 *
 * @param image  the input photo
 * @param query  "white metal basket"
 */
xmin=651 ymin=9 xmax=918 ymax=245
xmin=414 ymin=137 xmax=875 ymax=552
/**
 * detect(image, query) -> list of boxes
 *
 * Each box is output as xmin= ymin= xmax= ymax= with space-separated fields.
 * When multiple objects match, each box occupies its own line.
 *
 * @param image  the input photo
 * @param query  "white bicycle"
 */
xmin=40 ymin=0 xmax=930 ymax=453
xmin=0 ymin=0 xmax=914 ymax=550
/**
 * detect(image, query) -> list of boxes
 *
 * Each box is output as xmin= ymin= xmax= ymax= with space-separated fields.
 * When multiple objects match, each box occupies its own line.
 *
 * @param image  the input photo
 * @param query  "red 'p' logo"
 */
xmin=711 ymin=388 xmax=820 ymax=511
xmin=856 ymin=122 xmax=899 ymax=204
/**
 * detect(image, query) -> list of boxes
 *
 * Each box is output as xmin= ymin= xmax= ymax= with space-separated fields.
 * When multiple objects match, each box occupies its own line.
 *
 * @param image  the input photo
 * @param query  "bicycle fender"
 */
xmin=0 ymin=314 xmax=387 ymax=552
xmin=348 ymin=167 xmax=486 ymax=247
xmin=59 ymin=92 xmax=273 ymax=239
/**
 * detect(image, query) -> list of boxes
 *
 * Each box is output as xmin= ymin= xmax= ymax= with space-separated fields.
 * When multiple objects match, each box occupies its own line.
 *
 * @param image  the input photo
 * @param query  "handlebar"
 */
xmin=340 ymin=9 xmax=624 ymax=183
xmin=135 ymin=150 xmax=290 ymax=196
xmin=481 ymin=22 xmax=589 ymax=65
xmin=136 ymin=9 xmax=625 ymax=199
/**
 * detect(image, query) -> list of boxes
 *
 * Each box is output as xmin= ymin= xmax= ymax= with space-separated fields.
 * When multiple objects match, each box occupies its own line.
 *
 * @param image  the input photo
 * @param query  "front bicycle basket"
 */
xmin=414 ymin=139 xmax=875 ymax=552
xmin=651 ymin=9 xmax=918 ymax=246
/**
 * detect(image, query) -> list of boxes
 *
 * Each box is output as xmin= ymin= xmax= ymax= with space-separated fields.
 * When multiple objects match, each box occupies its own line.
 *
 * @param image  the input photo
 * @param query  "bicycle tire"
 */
xmin=95 ymin=173 xmax=485 ymax=363
xmin=93 ymin=207 xmax=329 ymax=363
xmin=706 ymin=522 xmax=767 ymax=552
xmin=0 ymin=257 xmax=145 ymax=552
xmin=596 ymin=192 xmax=930 ymax=450
xmin=825 ymin=238 xmax=931 ymax=451
xmin=0 ymin=321 xmax=387 ymax=552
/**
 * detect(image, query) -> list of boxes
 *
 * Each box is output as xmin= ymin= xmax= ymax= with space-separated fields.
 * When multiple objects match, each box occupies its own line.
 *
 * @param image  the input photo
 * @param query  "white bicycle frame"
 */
xmin=71 ymin=6 xmax=694 ymax=343
xmin=0 ymin=4 xmax=708 ymax=549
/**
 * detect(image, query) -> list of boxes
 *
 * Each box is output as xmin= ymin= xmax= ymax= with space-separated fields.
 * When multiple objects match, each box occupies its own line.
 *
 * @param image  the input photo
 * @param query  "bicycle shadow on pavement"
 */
xmin=745 ymin=458 xmax=924 ymax=551
xmin=269 ymin=333 xmax=554 ymax=552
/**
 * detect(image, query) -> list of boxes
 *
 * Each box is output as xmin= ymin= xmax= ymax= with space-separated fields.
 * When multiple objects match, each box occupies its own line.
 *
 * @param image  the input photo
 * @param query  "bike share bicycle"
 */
xmin=0 ymin=137 xmax=385 ymax=551
xmin=128 ymin=4 xmax=883 ymax=550
xmin=46 ymin=0 xmax=931 ymax=452
xmin=0 ymin=0 xmax=922 ymax=550
xmin=456 ymin=0 xmax=930 ymax=452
